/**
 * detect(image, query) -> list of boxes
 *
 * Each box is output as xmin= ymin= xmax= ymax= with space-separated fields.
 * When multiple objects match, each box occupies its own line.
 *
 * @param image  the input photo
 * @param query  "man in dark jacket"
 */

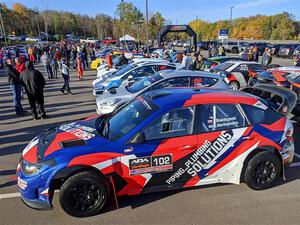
xmin=4 ymin=58 xmax=25 ymax=115
xmin=20 ymin=61 xmax=47 ymax=120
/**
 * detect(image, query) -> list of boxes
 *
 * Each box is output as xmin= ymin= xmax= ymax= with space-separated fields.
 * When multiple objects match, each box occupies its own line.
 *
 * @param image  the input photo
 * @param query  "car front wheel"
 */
xmin=59 ymin=171 xmax=110 ymax=217
xmin=244 ymin=151 xmax=281 ymax=190
xmin=229 ymin=81 xmax=240 ymax=90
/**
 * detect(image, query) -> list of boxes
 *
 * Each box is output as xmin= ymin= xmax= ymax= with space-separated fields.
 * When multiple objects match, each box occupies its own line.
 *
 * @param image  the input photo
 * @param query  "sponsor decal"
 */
xmin=170 ymin=25 xmax=187 ymax=31
xmin=129 ymin=154 xmax=173 ymax=175
xmin=59 ymin=123 xmax=96 ymax=140
xmin=165 ymin=131 xmax=233 ymax=184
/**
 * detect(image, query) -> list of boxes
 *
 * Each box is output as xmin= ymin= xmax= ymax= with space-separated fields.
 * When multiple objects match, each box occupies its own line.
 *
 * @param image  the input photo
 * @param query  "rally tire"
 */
xmin=232 ymin=47 xmax=238 ymax=54
xmin=229 ymin=81 xmax=240 ymax=90
xmin=244 ymin=151 xmax=281 ymax=190
xmin=59 ymin=171 xmax=110 ymax=217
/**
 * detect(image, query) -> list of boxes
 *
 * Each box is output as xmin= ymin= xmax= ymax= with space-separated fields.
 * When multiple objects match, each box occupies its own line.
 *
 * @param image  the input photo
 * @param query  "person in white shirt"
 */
xmin=60 ymin=58 xmax=72 ymax=94
xmin=181 ymin=51 xmax=192 ymax=70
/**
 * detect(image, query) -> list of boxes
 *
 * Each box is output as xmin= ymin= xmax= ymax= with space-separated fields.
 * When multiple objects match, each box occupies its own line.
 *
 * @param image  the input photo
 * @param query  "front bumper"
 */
xmin=21 ymin=195 xmax=52 ymax=210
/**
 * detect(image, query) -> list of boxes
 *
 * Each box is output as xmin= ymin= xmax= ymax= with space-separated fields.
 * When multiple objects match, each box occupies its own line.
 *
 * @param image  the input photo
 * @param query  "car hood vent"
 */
xmin=60 ymin=139 xmax=87 ymax=148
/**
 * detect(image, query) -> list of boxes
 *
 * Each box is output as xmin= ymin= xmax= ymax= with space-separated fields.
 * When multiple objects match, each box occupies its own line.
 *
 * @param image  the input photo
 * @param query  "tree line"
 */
xmin=0 ymin=2 xmax=299 ymax=41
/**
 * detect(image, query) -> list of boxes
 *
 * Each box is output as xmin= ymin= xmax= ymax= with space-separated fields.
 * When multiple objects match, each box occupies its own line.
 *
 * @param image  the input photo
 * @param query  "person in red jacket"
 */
xmin=105 ymin=52 xmax=113 ymax=69
xmin=14 ymin=57 xmax=26 ymax=74
xmin=76 ymin=55 xmax=83 ymax=80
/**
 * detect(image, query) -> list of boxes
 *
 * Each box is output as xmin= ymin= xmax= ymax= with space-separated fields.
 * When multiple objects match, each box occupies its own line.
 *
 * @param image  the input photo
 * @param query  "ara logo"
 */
xmin=131 ymin=158 xmax=150 ymax=165
xmin=129 ymin=157 xmax=151 ymax=170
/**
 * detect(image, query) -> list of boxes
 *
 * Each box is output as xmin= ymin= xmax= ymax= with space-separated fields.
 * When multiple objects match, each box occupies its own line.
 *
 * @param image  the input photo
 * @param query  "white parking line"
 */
xmin=0 ymin=192 xmax=20 ymax=200
xmin=290 ymin=162 xmax=300 ymax=167
xmin=294 ymin=153 xmax=300 ymax=159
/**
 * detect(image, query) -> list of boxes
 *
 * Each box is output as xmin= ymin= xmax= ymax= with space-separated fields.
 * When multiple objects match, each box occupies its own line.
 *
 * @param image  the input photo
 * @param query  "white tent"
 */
xmin=119 ymin=34 xmax=135 ymax=41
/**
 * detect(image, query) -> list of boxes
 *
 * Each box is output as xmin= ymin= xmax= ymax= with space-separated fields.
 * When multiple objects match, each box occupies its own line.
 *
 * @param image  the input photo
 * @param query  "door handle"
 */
xmin=242 ymin=136 xmax=255 ymax=141
xmin=178 ymin=145 xmax=196 ymax=151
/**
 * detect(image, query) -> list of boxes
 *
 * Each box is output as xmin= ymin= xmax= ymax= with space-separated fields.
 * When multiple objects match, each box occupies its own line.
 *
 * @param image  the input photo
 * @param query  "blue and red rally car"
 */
xmin=17 ymin=85 xmax=296 ymax=217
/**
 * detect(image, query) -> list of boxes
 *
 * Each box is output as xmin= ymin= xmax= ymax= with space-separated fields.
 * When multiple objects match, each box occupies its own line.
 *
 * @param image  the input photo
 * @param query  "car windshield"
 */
xmin=97 ymin=96 xmax=159 ymax=141
xmin=212 ymin=62 xmax=234 ymax=71
xmin=127 ymin=74 xmax=163 ymax=93
xmin=114 ymin=64 xmax=137 ymax=77
xmin=258 ymin=71 xmax=274 ymax=80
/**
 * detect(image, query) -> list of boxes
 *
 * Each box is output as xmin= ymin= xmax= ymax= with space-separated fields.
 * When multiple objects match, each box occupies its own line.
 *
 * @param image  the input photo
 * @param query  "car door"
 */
xmin=122 ymin=106 xmax=198 ymax=193
xmin=191 ymin=103 xmax=250 ymax=186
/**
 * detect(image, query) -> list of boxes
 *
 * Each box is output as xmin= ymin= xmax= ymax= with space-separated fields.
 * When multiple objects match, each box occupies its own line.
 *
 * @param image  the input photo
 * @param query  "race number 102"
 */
xmin=152 ymin=155 xmax=172 ymax=166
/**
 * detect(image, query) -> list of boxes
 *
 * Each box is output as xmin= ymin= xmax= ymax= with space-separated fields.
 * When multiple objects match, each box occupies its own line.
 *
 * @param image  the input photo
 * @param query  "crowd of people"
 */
xmin=3 ymin=39 xmax=300 ymax=120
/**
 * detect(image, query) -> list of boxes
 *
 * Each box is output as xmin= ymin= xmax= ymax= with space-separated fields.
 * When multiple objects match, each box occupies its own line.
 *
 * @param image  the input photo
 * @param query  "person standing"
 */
xmin=76 ymin=55 xmax=83 ymax=80
xmin=60 ymin=58 xmax=72 ymax=94
xmin=261 ymin=48 xmax=272 ymax=67
xmin=14 ymin=57 xmax=26 ymax=74
xmin=106 ymin=52 xmax=113 ymax=69
xmin=41 ymin=52 xmax=53 ymax=79
xmin=293 ymin=55 xmax=300 ymax=67
xmin=4 ymin=58 xmax=26 ymax=115
xmin=20 ymin=61 xmax=47 ymax=120
xmin=181 ymin=51 xmax=192 ymax=70
xmin=51 ymin=57 xmax=58 ymax=79
xmin=28 ymin=47 xmax=35 ymax=62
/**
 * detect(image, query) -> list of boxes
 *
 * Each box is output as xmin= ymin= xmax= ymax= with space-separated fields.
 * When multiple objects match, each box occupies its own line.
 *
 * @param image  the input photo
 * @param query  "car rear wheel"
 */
xmin=244 ymin=151 xmax=281 ymax=190
xmin=59 ymin=171 xmax=109 ymax=217
xmin=229 ymin=81 xmax=240 ymax=90
xmin=232 ymin=47 xmax=238 ymax=54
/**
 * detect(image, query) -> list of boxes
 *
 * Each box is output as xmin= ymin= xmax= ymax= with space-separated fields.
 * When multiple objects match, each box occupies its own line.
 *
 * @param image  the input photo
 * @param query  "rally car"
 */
xmin=17 ymin=86 xmax=296 ymax=217
xmin=249 ymin=67 xmax=300 ymax=116
xmin=209 ymin=61 xmax=265 ymax=90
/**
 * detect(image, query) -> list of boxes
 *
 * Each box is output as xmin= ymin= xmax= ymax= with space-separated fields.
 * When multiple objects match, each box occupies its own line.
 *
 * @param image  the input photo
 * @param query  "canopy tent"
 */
xmin=119 ymin=34 xmax=135 ymax=41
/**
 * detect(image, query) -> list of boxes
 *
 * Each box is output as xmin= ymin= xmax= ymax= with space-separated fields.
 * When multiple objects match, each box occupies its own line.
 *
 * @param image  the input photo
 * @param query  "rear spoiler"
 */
xmin=241 ymin=84 xmax=297 ymax=116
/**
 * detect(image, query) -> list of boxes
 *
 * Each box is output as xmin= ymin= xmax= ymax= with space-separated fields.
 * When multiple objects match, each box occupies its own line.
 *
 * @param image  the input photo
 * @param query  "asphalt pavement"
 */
xmin=0 ymin=57 xmax=299 ymax=225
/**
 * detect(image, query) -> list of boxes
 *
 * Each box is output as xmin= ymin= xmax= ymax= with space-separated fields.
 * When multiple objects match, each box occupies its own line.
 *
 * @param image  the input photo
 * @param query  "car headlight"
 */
xmin=94 ymin=82 xmax=104 ymax=90
xmin=21 ymin=159 xmax=42 ymax=175
xmin=100 ymin=98 xmax=121 ymax=106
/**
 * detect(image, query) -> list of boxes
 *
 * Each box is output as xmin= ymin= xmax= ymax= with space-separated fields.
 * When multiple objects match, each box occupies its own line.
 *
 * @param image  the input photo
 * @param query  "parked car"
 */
xmin=209 ymin=61 xmax=265 ymax=89
xmin=278 ymin=44 xmax=299 ymax=58
xmin=96 ymin=70 xmax=229 ymax=114
xmin=202 ymin=56 xmax=247 ymax=69
xmin=251 ymin=67 xmax=300 ymax=116
xmin=92 ymin=61 xmax=178 ymax=96
xmin=222 ymin=41 xmax=244 ymax=54
xmin=293 ymin=45 xmax=300 ymax=56
xmin=17 ymin=85 xmax=296 ymax=217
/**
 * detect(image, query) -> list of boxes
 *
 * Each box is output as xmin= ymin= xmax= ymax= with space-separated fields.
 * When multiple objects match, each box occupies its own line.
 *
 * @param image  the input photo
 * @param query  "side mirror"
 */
xmin=130 ymin=132 xmax=145 ymax=144
xmin=128 ymin=75 xmax=134 ymax=80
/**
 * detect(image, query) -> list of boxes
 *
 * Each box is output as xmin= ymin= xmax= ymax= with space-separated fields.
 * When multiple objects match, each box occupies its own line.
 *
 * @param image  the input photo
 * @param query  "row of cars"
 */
xmin=198 ymin=40 xmax=300 ymax=58
xmin=17 ymin=52 xmax=299 ymax=217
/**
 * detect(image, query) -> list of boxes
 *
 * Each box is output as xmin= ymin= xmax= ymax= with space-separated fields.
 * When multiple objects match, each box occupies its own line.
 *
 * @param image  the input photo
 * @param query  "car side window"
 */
xmin=233 ymin=64 xmax=248 ymax=72
xmin=151 ymin=77 xmax=190 ymax=90
xmin=201 ymin=104 xmax=247 ymax=132
xmin=241 ymin=104 xmax=265 ymax=124
xmin=128 ymin=66 xmax=155 ymax=78
xmin=191 ymin=77 xmax=217 ymax=87
xmin=143 ymin=107 xmax=195 ymax=140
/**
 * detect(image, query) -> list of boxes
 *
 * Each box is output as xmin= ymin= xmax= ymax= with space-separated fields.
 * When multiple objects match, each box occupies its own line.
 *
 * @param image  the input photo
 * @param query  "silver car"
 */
xmin=96 ymin=70 xmax=229 ymax=114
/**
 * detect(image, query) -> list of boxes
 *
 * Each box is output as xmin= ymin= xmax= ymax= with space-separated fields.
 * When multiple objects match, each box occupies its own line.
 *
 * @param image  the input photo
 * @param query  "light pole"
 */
xmin=121 ymin=0 xmax=125 ymax=39
xmin=145 ymin=0 xmax=149 ymax=54
xmin=0 ymin=6 xmax=7 ymax=46
xmin=230 ymin=6 xmax=234 ymax=39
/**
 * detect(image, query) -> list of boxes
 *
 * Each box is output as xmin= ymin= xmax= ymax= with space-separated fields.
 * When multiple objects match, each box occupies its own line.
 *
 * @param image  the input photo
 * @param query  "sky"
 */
xmin=4 ymin=0 xmax=300 ymax=23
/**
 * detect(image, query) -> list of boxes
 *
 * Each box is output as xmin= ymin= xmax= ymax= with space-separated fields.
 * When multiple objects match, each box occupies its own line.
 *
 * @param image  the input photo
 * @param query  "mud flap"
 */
xmin=109 ymin=176 xmax=119 ymax=209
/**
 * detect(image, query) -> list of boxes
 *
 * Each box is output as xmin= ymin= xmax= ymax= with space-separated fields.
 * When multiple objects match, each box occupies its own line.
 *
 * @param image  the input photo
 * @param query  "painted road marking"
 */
xmin=294 ymin=153 xmax=300 ymax=159
xmin=0 ymin=192 xmax=20 ymax=200
xmin=0 ymin=190 xmax=59 ymax=200
xmin=290 ymin=162 xmax=300 ymax=167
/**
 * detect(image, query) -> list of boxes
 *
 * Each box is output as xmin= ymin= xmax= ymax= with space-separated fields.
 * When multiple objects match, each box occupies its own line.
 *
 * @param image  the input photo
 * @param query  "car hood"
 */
xmin=97 ymin=84 xmax=133 ymax=103
xmin=21 ymin=115 xmax=110 ymax=163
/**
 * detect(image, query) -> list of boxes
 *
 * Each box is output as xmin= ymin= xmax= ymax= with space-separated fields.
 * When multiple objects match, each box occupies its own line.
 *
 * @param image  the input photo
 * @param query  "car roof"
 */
xmin=226 ymin=61 xmax=261 ymax=65
xmin=146 ymin=87 xmax=259 ymax=109
xmin=158 ymin=70 xmax=225 ymax=79
xmin=135 ymin=61 xmax=176 ymax=67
